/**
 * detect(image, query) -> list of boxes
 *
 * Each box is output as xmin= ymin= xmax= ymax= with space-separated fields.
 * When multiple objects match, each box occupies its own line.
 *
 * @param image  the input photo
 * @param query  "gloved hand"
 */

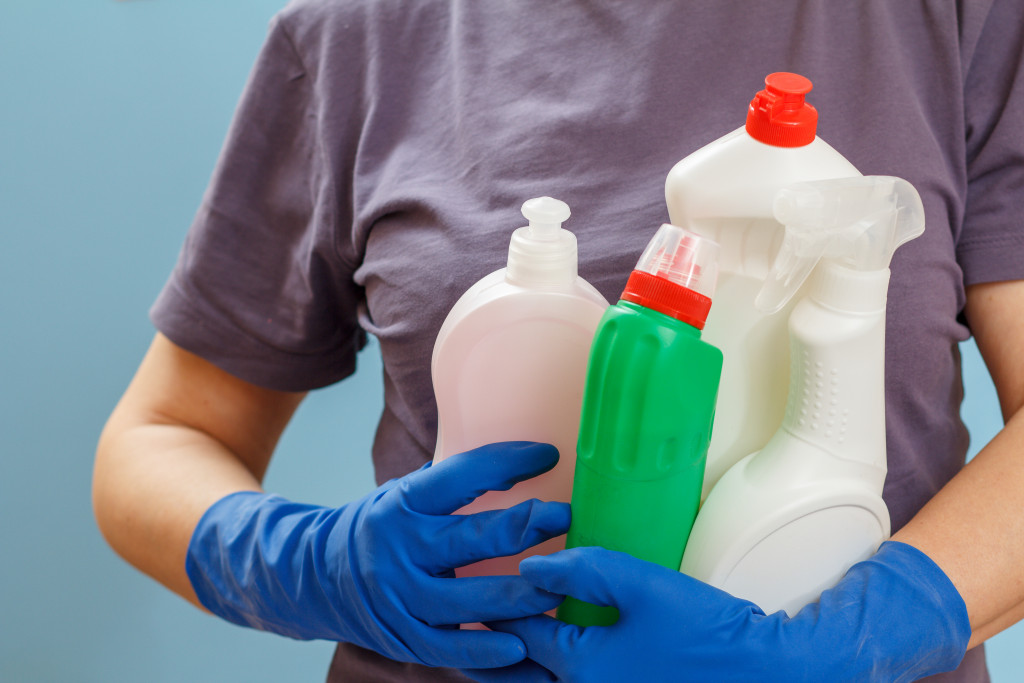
xmin=186 ymin=441 xmax=571 ymax=669
xmin=467 ymin=541 xmax=969 ymax=682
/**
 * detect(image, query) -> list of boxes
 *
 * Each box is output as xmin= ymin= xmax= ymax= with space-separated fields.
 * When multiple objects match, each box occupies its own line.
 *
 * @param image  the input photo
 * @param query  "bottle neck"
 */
xmin=505 ymin=226 xmax=578 ymax=287
xmin=617 ymin=300 xmax=703 ymax=338
xmin=810 ymin=262 xmax=890 ymax=313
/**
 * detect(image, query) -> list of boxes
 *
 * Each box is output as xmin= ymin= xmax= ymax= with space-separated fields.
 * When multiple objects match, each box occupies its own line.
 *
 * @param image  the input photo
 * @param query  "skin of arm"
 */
xmin=92 ymin=332 xmax=306 ymax=607
xmin=893 ymin=279 xmax=1024 ymax=648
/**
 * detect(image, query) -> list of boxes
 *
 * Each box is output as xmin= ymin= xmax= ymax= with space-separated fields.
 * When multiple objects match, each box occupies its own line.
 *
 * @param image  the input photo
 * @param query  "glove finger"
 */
xmin=486 ymin=615 xmax=578 ymax=676
xmin=433 ymin=499 xmax=570 ymax=568
xmin=462 ymin=659 xmax=557 ymax=683
xmin=522 ymin=548 xmax=768 ymax=626
xmin=401 ymin=442 xmax=560 ymax=515
xmin=411 ymin=575 xmax=564 ymax=626
xmin=518 ymin=546 xmax=640 ymax=609
xmin=410 ymin=623 xmax=529 ymax=669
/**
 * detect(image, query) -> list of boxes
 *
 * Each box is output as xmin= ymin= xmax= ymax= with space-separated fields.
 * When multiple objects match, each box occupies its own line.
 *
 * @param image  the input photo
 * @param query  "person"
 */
xmin=92 ymin=1 xmax=1024 ymax=681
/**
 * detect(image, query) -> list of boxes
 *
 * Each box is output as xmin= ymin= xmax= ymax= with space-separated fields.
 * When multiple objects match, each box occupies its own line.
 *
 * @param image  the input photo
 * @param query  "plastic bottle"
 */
xmin=431 ymin=196 xmax=609 ymax=580
xmin=665 ymin=72 xmax=862 ymax=498
xmin=557 ymin=224 xmax=723 ymax=627
xmin=679 ymin=176 xmax=925 ymax=616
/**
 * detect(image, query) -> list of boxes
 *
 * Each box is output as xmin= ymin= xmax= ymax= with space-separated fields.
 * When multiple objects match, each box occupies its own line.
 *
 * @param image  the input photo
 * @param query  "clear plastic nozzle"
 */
xmin=755 ymin=176 xmax=925 ymax=314
xmin=635 ymin=224 xmax=720 ymax=299
xmin=621 ymin=224 xmax=719 ymax=329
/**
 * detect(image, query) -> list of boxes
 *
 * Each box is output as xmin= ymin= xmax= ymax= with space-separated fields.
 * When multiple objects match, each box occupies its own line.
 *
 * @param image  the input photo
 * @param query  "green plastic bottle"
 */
xmin=557 ymin=223 xmax=724 ymax=627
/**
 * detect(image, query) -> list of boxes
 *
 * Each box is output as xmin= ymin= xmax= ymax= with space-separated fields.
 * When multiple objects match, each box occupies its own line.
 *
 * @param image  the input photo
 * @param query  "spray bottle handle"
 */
xmin=755 ymin=176 xmax=925 ymax=314
xmin=755 ymin=227 xmax=832 ymax=314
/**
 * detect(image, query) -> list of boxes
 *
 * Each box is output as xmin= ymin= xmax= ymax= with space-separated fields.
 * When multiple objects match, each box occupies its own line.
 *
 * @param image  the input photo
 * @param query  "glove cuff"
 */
xmin=804 ymin=540 xmax=970 ymax=681
xmin=876 ymin=541 xmax=971 ymax=673
xmin=185 ymin=491 xmax=343 ymax=640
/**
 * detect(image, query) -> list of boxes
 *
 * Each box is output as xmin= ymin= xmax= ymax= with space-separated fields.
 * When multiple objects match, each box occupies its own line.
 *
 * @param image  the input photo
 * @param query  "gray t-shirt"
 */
xmin=152 ymin=1 xmax=1024 ymax=680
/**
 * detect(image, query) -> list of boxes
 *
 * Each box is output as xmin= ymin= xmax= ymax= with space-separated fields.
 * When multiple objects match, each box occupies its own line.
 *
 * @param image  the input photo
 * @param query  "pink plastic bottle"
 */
xmin=431 ymin=197 xmax=608 ymax=579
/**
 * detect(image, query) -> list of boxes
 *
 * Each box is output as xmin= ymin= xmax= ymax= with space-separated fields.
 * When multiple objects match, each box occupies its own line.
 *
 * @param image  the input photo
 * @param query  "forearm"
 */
xmin=92 ymin=333 xmax=304 ymax=607
xmin=892 ymin=281 xmax=1024 ymax=648
xmin=893 ymin=405 xmax=1024 ymax=648
xmin=93 ymin=415 xmax=263 ymax=606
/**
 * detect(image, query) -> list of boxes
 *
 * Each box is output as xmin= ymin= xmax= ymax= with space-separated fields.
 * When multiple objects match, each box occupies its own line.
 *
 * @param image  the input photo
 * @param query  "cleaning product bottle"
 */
xmin=679 ymin=176 xmax=925 ymax=616
xmin=431 ymin=196 xmax=609 ymax=580
xmin=665 ymin=72 xmax=862 ymax=498
xmin=557 ymin=224 xmax=723 ymax=627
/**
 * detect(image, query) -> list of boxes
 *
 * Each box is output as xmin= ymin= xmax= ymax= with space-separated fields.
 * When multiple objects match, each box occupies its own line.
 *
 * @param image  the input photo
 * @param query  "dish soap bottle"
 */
xmin=679 ymin=176 xmax=925 ymax=616
xmin=431 ymin=196 xmax=609 ymax=580
xmin=557 ymin=224 xmax=723 ymax=627
xmin=665 ymin=72 xmax=862 ymax=498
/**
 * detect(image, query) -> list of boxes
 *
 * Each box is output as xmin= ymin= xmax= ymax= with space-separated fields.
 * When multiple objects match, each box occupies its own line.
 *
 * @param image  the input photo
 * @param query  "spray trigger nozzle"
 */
xmin=755 ymin=176 xmax=925 ymax=314
xmin=521 ymin=197 xmax=571 ymax=242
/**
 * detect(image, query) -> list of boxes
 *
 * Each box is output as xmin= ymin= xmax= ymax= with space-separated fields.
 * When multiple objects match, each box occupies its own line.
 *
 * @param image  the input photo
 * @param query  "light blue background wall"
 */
xmin=1 ymin=2 xmax=379 ymax=681
xmin=0 ymin=1 xmax=1017 ymax=681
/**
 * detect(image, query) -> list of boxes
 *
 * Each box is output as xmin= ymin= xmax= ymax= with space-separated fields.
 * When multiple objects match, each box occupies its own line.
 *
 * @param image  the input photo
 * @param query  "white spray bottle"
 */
xmin=679 ymin=176 xmax=926 ymax=616
xmin=665 ymin=73 xmax=862 ymax=498
xmin=431 ymin=196 xmax=609 ymax=580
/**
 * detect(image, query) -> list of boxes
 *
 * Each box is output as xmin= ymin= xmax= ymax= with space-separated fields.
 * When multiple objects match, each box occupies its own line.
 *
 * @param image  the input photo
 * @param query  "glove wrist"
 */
xmin=186 ymin=491 xmax=352 ymax=642
xmin=787 ymin=540 xmax=970 ymax=681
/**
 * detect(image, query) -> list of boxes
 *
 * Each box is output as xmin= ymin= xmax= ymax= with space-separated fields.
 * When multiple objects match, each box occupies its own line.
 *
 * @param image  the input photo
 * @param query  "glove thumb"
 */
xmin=519 ymin=546 xmax=642 ymax=610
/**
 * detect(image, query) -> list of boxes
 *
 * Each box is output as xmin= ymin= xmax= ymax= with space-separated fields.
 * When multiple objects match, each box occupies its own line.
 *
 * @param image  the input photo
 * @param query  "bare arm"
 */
xmin=892 ymin=279 xmax=1024 ymax=647
xmin=92 ymin=333 xmax=305 ymax=606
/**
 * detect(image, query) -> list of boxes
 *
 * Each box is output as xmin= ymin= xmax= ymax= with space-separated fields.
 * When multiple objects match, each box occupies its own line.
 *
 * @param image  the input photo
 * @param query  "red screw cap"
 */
xmin=745 ymin=72 xmax=818 ymax=148
xmin=621 ymin=270 xmax=712 ymax=330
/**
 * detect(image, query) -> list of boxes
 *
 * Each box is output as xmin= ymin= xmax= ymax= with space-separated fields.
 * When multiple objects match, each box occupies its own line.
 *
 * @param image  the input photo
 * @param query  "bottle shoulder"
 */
xmin=598 ymin=302 xmax=723 ymax=363
xmin=666 ymin=128 xmax=862 ymax=223
xmin=438 ymin=272 xmax=607 ymax=331
xmin=433 ymin=273 xmax=609 ymax=366
xmin=668 ymin=127 xmax=860 ymax=179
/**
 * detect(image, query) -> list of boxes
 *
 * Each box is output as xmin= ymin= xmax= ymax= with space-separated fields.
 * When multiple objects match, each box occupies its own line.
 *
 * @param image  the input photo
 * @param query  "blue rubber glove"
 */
xmin=467 ymin=541 xmax=970 ymax=682
xmin=186 ymin=441 xmax=571 ymax=669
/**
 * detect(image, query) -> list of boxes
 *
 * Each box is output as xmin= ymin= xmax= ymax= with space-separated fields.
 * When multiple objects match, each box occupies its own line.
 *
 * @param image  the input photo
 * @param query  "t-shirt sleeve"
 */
xmin=151 ymin=14 xmax=365 ymax=392
xmin=957 ymin=0 xmax=1024 ymax=287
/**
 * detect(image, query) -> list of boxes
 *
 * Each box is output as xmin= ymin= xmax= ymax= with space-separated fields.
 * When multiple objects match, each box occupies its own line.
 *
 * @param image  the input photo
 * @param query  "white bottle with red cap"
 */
xmin=665 ymin=73 xmax=862 ymax=498
xmin=431 ymin=196 xmax=609 ymax=580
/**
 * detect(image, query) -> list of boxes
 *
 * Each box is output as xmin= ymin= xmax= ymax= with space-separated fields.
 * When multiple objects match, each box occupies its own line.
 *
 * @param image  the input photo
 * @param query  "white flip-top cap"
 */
xmin=506 ymin=197 xmax=578 ymax=286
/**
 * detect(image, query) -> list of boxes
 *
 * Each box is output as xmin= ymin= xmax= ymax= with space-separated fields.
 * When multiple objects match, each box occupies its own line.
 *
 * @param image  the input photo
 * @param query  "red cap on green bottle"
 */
xmin=621 ymin=224 xmax=718 ymax=330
